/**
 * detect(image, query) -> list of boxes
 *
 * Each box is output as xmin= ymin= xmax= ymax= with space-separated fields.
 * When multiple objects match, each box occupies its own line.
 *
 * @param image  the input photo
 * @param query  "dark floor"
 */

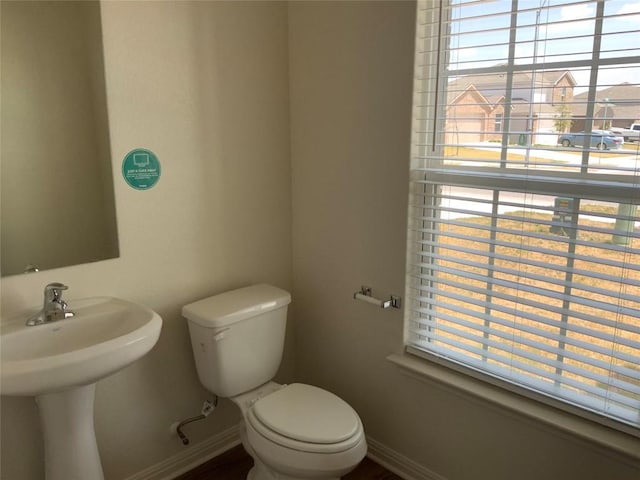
xmin=175 ymin=444 xmax=402 ymax=480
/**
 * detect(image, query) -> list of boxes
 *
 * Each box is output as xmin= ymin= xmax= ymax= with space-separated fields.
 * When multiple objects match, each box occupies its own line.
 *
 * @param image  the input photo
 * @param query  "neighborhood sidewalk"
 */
xmin=469 ymin=142 xmax=639 ymax=170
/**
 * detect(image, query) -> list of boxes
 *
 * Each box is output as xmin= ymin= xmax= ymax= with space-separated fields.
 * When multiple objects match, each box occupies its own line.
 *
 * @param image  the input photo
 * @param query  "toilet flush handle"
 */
xmin=212 ymin=327 xmax=230 ymax=341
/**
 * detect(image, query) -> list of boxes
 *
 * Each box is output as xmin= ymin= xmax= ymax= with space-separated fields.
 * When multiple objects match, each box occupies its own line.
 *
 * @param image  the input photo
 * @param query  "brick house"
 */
xmin=571 ymin=82 xmax=640 ymax=132
xmin=445 ymin=70 xmax=576 ymax=145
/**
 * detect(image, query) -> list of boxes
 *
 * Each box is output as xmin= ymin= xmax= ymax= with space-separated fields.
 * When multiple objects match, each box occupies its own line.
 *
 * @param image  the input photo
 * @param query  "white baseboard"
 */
xmin=366 ymin=436 xmax=448 ymax=480
xmin=124 ymin=424 xmax=241 ymax=480
xmin=125 ymin=427 xmax=444 ymax=480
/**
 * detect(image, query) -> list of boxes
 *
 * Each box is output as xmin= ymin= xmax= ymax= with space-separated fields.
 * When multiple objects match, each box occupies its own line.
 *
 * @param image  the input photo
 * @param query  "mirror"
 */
xmin=1 ymin=1 xmax=119 ymax=276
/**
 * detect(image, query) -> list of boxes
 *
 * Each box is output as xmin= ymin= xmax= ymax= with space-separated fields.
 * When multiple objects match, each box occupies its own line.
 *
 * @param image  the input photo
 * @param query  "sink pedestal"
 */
xmin=36 ymin=384 xmax=104 ymax=480
xmin=2 ymin=296 xmax=162 ymax=478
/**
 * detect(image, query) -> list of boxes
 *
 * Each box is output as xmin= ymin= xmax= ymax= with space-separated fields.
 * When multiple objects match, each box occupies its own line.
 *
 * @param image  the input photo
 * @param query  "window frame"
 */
xmin=494 ymin=112 xmax=503 ymax=132
xmin=404 ymin=0 xmax=640 ymax=439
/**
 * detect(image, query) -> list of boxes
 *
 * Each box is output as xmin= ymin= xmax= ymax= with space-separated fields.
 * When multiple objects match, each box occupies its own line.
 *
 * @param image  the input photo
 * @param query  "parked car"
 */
xmin=610 ymin=123 xmax=640 ymax=143
xmin=558 ymin=130 xmax=624 ymax=150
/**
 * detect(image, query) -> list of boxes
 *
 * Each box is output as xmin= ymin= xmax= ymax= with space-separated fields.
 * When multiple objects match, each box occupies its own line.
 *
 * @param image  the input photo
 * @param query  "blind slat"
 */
xmin=411 ymin=323 xmax=640 ymax=405
xmin=411 ymin=223 xmax=640 ymax=274
xmin=413 ymin=169 xmax=640 ymax=205
xmin=409 ymin=303 xmax=640 ymax=367
xmin=413 ymin=284 xmax=640 ymax=346
xmin=410 ymin=333 xmax=640 ymax=410
xmin=416 ymin=255 xmax=640 ymax=317
xmin=414 ymin=239 xmax=640 ymax=294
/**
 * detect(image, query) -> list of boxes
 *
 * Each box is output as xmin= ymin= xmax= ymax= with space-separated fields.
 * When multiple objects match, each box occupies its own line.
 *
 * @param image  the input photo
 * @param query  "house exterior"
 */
xmin=571 ymin=82 xmax=640 ymax=132
xmin=445 ymin=70 xmax=576 ymax=145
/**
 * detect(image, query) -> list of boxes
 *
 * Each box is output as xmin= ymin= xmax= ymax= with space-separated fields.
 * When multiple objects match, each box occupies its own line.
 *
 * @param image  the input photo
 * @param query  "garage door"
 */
xmin=446 ymin=116 xmax=483 ymax=144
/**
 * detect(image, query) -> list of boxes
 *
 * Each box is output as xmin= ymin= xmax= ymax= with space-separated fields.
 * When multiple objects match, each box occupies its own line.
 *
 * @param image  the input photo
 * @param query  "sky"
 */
xmin=448 ymin=0 xmax=640 ymax=92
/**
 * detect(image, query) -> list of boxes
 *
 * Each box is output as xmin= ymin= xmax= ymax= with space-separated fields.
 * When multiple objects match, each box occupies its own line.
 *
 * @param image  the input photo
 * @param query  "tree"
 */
xmin=554 ymin=104 xmax=573 ymax=133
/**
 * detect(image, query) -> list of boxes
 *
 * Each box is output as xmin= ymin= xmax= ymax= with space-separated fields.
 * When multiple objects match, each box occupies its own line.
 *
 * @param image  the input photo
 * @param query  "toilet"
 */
xmin=182 ymin=284 xmax=367 ymax=480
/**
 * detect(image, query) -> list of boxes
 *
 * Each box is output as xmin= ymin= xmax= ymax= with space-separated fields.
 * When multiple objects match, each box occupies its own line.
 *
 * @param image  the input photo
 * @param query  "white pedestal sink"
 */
xmin=1 ymin=297 xmax=162 ymax=480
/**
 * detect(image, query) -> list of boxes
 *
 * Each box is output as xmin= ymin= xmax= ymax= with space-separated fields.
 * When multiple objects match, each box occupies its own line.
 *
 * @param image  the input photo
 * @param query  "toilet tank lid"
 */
xmin=182 ymin=284 xmax=291 ymax=328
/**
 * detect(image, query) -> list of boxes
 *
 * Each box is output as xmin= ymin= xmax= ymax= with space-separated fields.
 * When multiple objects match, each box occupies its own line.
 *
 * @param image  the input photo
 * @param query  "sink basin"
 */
xmin=1 ymin=296 xmax=162 ymax=396
xmin=1 ymin=295 xmax=162 ymax=479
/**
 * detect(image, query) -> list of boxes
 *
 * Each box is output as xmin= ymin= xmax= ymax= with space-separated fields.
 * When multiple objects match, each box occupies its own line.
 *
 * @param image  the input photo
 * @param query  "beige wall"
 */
xmin=288 ymin=2 xmax=639 ymax=480
xmin=0 ymin=2 xmax=292 ymax=479
xmin=2 ymin=2 xmax=639 ymax=480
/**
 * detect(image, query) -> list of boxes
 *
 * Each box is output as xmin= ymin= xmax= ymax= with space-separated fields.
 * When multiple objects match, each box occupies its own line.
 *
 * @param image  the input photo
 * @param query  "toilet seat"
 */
xmin=246 ymin=383 xmax=363 ymax=454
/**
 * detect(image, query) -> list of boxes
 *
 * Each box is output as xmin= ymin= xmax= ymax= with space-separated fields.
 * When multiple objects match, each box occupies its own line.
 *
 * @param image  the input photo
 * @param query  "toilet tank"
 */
xmin=182 ymin=284 xmax=291 ymax=397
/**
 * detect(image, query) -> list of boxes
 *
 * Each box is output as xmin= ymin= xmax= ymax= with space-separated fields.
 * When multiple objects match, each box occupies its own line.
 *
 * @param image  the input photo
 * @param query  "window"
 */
xmin=494 ymin=113 xmax=503 ymax=132
xmin=406 ymin=0 xmax=640 ymax=435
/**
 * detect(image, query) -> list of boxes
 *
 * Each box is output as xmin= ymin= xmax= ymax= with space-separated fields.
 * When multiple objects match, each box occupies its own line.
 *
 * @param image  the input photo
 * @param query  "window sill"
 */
xmin=387 ymin=352 xmax=640 ymax=463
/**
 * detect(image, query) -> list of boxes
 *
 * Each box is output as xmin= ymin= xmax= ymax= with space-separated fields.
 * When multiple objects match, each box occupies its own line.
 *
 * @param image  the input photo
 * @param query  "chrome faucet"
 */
xmin=26 ymin=282 xmax=75 ymax=326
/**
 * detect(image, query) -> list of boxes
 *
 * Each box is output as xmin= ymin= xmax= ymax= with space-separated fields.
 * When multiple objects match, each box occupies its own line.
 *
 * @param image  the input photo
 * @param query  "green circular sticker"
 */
xmin=122 ymin=148 xmax=161 ymax=190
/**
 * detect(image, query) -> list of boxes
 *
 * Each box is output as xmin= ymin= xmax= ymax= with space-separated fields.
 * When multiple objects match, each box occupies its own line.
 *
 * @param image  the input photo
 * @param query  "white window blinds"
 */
xmin=406 ymin=0 xmax=640 ymax=433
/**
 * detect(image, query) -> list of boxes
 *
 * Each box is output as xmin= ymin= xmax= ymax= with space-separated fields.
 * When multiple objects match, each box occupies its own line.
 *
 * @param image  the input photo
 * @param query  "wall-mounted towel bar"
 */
xmin=353 ymin=286 xmax=401 ymax=309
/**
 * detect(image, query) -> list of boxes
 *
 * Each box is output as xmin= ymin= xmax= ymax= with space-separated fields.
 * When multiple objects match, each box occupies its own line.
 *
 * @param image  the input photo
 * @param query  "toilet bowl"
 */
xmin=182 ymin=284 xmax=367 ymax=480
xmin=234 ymin=382 xmax=367 ymax=480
